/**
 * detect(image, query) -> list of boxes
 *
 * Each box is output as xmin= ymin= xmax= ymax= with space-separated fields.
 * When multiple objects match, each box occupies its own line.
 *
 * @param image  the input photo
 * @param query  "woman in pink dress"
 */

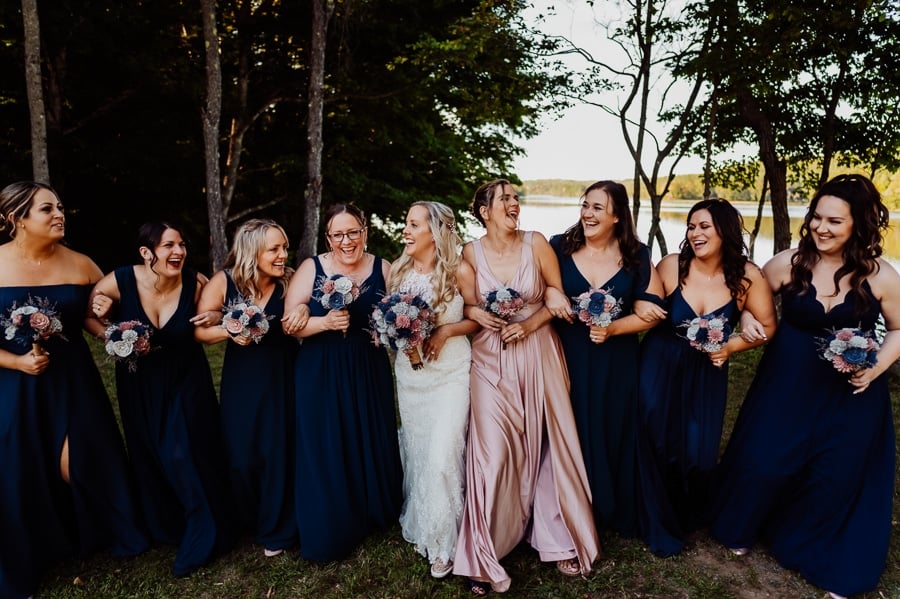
xmin=453 ymin=179 xmax=600 ymax=594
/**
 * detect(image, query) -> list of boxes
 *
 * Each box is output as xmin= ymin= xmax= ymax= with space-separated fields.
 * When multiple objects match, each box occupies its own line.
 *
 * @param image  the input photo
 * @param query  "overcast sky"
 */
xmin=511 ymin=1 xmax=706 ymax=181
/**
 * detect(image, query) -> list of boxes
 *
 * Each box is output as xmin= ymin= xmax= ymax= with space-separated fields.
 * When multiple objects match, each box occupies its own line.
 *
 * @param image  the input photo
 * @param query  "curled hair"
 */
xmin=678 ymin=199 xmax=750 ymax=300
xmin=224 ymin=219 xmax=291 ymax=300
xmin=389 ymin=201 xmax=463 ymax=318
xmin=323 ymin=203 xmax=367 ymax=241
xmin=788 ymin=174 xmax=889 ymax=316
xmin=470 ymin=179 xmax=512 ymax=227
xmin=558 ymin=180 xmax=642 ymax=272
xmin=0 ymin=181 xmax=60 ymax=239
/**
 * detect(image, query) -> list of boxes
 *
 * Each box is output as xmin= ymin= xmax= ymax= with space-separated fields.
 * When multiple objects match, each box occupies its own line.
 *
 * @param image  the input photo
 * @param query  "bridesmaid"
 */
xmin=195 ymin=219 xmax=308 ymax=557
xmin=635 ymin=199 xmax=775 ymax=557
xmin=550 ymin=180 xmax=666 ymax=537
xmin=0 ymin=182 xmax=147 ymax=599
xmin=284 ymin=204 xmax=403 ymax=561
xmin=390 ymin=202 xmax=477 ymax=578
xmin=453 ymin=179 xmax=600 ymax=595
xmin=710 ymin=174 xmax=900 ymax=598
xmin=88 ymin=221 xmax=234 ymax=576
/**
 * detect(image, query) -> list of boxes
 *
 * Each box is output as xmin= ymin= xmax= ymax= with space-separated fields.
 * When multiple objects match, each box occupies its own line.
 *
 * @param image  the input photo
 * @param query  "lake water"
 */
xmin=483 ymin=195 xmax=900 ymax=269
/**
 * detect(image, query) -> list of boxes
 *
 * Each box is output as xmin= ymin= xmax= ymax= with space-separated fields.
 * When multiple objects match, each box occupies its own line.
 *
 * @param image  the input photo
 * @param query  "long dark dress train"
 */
xmin=710 ymin=281 xmax=894 ymax=597
xmin=220 ymin=271 xmax=297 ymax=551
xmin=636 ymin=288 xmax=738 ymax=556
xmin=551 ymin=238 xmax=661 ymax=537
xmin=113 ymin=266 xmax=234 ymax=576
xmin=0 ymin=284 xmax=148 ymax=599
xmin=294 ymin=256 xmax=402 ymax=561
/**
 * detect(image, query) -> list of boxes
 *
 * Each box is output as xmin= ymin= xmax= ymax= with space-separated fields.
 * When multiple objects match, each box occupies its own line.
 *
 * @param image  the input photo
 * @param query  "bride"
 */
xmin=389 ymin=201 xmax=477 ymax=579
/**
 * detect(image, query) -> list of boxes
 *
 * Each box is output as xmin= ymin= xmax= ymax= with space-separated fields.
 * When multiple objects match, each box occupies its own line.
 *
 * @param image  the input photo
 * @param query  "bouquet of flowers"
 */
xmin=222 ymin=299 xmax=271 ymax=344
xmin=818 ymin=327 xmax=880 ymax=374
xmin=683 ymin=313 xmax=732 ymax=353
xmin=370 ymin=292 xmax=435 ymax=370
xmin=104 ymin=320 xmax=153 ymax=372
xmin=317 ymin=273 xmax=361 ymax=337
xmin=572 ymin=288 xmax=622 ymax=328
xmin=2 ymin=295 xmax=66 ymax=355
xmin=483 ymin=286 xmax=525 ymax=348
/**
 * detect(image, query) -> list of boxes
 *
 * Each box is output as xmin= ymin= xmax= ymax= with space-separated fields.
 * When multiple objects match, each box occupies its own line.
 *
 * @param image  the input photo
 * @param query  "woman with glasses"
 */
xmin=283 ymin=204 xmax=403 ymax=561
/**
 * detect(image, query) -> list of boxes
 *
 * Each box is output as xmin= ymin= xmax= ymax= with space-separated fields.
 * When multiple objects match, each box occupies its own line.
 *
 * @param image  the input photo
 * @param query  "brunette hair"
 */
xmin=470 ymin=179 xmax=512 ymax=227
xmin=0 ymin=181 xmax=60 ymax=239
xmin=678 ymin=199 xmax=750 ymax=300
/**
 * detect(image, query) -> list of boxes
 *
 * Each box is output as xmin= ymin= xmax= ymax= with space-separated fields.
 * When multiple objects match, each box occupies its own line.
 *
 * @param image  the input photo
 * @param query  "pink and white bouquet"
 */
xmin=683 ymin=313 xmax=732 ymax=353
xmin=572 ymin=288 xmax=622 ymax=328
xmin=317 ymin=273 xmax=361 ymax=337
xmin=222 ymin=300 xmax=271 ymax=343
xmin=818 ymin=327 xmax=879 ymax=374
xmin=2 ymin=295 xmax=66 ymax=355
xmin=104 ymin=320 xmax=152 ymax=372
xmin=370 ymin=292 xmax=435 ymax=370
xmin=483 ymin=286 xmax=525 ymax=348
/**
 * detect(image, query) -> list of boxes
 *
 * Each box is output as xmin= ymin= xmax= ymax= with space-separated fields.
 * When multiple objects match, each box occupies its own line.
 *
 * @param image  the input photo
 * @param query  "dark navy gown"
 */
xmin=113 ymin=266 xmax=234 ymax=576
xmin=710 ymin=281 xmax=894 ymax=597
xmin=550 ymin=238 xmax=660 ymax=537
xmin=636 ymin=288 xmax=738 ymax=556
xmin=0 ymin=284 xmax=148 ymax=599
xmin=220 ymin=272 xmax=297 ymax=551
xmin=294 ymin=256 xmax=403 ymax=561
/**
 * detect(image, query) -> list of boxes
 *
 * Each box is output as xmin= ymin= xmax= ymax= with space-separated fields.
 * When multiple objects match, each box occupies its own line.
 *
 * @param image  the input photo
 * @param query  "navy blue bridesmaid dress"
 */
xmin=294 ymin=256 xmax=403 ymax=561
xmin=0 ymin=284 xmax=148 ymax=599
xmin=551 ymin=237 xmax=661 ymax=537
xmin=113 ymin=266 xmax=234 ymax=576
xmin=220 ymin=271 xmax=298 ymax=552
xmin=710 ymin=281 xmax=893 ymax=597
xmin=636 ymin=288 xmax=738 ymax=556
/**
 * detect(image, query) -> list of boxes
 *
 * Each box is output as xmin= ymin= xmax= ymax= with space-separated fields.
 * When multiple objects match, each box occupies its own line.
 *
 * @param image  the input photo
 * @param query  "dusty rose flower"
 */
xmin=29 ymin=311 xmax=51 ymax=331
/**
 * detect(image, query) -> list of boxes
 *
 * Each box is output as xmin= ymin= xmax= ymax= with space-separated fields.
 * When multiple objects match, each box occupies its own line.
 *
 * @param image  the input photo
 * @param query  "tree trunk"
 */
xmin=200 ymin=0 xmax=227 ymax=272
xmin=748 ymin=176 xmax=768 ymax=260
xmin=22 ymin=0 xmax=49 ymax=183
xmin=299 ymin=0 xmax=335 ymax=263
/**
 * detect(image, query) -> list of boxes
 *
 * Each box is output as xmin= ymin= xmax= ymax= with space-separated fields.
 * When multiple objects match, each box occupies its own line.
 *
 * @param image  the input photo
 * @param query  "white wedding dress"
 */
xmin=395 ymin=271 xmax=471 ymax=565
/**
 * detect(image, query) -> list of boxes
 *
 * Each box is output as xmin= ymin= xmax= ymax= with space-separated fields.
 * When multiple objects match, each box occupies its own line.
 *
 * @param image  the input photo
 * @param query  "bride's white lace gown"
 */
xmin=395 ymin=271 xmax=471 ymax=565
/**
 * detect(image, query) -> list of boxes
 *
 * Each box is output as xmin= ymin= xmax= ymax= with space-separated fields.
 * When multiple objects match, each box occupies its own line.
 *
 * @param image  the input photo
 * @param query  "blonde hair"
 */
xmin=224 ymin=218 xmax=291 ymax=299
xmin=0 ymin=181 xmax=59 ymax=239
xmin=389 ymin=201 xmax=462 ymax=318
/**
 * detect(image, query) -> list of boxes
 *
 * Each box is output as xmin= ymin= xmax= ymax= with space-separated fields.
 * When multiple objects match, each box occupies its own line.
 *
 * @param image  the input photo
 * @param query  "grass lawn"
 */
xmin=34 ymin=340 xmax=900 ymax=598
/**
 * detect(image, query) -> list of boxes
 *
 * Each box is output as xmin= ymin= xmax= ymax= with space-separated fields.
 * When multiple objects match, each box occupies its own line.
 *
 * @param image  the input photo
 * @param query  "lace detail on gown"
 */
xmin=396 ymin=270 xmax=471 ymax=563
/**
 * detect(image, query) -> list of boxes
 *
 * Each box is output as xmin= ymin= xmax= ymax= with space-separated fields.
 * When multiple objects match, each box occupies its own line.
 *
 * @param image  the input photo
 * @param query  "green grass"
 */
xmin=34 ymin=339 xmax=900 ymax=598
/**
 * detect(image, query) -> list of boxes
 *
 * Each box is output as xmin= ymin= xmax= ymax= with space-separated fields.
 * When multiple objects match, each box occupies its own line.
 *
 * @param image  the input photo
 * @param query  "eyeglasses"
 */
xmin=327 ymin=227 xmax=365 ymax=243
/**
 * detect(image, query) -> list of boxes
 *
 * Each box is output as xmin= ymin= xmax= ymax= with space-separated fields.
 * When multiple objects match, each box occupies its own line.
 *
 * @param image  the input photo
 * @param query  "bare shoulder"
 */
xmin=743 ymin=260 xmax=767 ymax=283
xmin=61 ymin=246 xmax=104 ymax=284
xmin=461 ymin=241 xmax=476 ymax=263
xmin=656 ymin=253 xmax=679 ymax=275
xmin=870 ymin=258 xmax=900 ymax=300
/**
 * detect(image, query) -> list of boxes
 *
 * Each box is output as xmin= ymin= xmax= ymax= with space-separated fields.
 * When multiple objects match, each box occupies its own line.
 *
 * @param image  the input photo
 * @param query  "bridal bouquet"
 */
xmin=483 ymin=286 xmax=525 ymax=348
xmin=2 ymin=295 xmax=66 ymax=355
xmin=572 ymin=288 xmax=622 ymax=328
xmin=222 ymin=300 xmax=271 ymax=343
xmin=683 ymin=313 xmax=732 ymax=353
xmin=818 ymin=327 xmax=879 ymax=374
xmin=316 ymin=273 xmax=362 ymax=337
xmin=370 ymin=292 xmax=435 ymax=370
xmin=105 ymin=320 xmax=152 ymax=372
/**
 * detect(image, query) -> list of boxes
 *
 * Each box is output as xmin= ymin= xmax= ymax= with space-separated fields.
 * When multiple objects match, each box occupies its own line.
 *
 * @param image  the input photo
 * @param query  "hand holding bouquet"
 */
xmin=483 ymin=287 xmax=525 ymax=348
xmin=370 ymin=292 xmax=435 ymax=370
xmin=818 ymin=327 xmax=879 ymax=374
xmin=572 ymin=288 xmax=622 ymax=329
xmin=2 ymin=295 xmax=66 ymax=356
xmin=317 ymin=274 xmax=361 ymax=337
xmin=683 ymin=313 xmax=732 ymax=353
xmin=105 ymin=320 xmax=152 ymax=372
xmin=222 ymin=300 xmax=271 ymax=344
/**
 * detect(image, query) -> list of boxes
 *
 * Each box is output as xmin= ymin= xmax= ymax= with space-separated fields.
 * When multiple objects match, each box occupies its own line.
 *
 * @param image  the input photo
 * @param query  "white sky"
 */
xmin=511 ymin=1 xmax=706 ymax=181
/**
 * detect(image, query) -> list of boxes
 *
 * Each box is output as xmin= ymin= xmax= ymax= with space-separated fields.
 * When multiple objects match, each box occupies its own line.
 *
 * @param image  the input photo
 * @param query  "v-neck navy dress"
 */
xmin=711 ymin=281 xmax=893 ymax=596
xmin=113 ymin=266 xmax=234 ymax=576
xmin=636 ymin=287 xmax=738 ymax=556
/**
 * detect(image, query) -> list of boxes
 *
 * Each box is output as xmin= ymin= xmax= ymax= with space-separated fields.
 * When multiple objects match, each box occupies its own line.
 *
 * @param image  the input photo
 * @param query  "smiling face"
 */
xmin=326 ymin=211 xmax=367 ymax=267
xmin=402 ymin=204 xmax=436 ymax=262
xmin=18 ymin=188 xmax=65 ymax=241
xmin=580 ymin=188 xmax=618 ymax=240
xmin=809 ymin=194 xmax=853 ymax=256
xmin=686 ymin=208 xmax=722 ymax=259
xmin=483 ymin=183 xmax=519 ymax=231
xmin=147 ymin=228 xmax=187 ymax=276
xmin=257 ymin=227 xmax=289 ymax=279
